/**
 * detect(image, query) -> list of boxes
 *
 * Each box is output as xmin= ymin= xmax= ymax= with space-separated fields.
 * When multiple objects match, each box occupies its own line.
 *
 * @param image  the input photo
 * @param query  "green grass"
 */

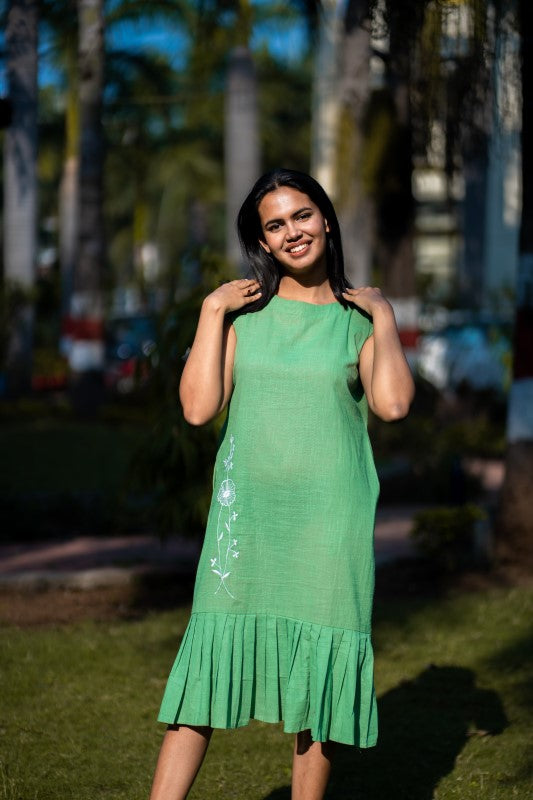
xmin=1 ymin=586 xmax=532 ymax=800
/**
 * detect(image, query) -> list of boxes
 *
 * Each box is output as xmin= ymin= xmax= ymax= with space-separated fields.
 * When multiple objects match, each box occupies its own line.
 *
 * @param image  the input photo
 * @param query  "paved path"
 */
xmin=0 ymin=506 xmax=421 ymax=590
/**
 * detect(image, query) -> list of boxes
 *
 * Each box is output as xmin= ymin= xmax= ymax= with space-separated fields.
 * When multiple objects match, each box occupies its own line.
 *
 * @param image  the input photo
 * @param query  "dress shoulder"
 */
xmin=348 ymin=306 xmax=373 ymax=356
xmin=227 ymin=308 xmax=253 ymax=335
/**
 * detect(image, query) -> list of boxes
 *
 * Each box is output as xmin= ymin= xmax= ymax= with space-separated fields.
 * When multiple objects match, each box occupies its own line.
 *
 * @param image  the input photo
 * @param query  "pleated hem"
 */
xmin=157 ymin=611 xmax=378 ymax=747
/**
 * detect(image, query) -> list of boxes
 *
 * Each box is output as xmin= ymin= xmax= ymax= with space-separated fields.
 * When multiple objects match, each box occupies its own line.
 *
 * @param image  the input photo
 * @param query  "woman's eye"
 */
xmin=298 ymin=213 xmax=311 ymax=221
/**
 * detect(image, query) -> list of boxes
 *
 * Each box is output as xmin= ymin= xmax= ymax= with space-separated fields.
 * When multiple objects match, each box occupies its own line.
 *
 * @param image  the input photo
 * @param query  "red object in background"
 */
xmin=399 ymin=328 xmax=419 ymax=349
xmin=61 ymin=315 xmax=104 ymax=341
xmin=31 ymin=374 xmax=68 ymax=391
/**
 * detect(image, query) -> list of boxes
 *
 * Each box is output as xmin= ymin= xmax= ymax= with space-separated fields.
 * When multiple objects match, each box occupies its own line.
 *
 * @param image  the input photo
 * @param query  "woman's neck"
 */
xmin=277 ymin=274 xmax=335 ymax=305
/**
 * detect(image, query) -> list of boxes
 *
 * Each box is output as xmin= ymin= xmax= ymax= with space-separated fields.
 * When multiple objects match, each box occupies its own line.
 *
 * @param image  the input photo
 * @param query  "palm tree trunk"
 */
xmin=69 ymin=0 xmax=105 ymax=414
xmin=311 ymin=0 xmax=343 ymax=198
xmin=336 ymin=0 xmax=373 ymax=287
xmin=3 ymin=0 xmax=38 ymax=395
xmin=224 ymin=44 xmax=260 ymax=271
xmin=59 ymin=37 xmax=79 ymax=326
xmin=375 ymin=3 xmax=420 ymax=352
xmin=497 ymin=0 xmax=533 ymax=562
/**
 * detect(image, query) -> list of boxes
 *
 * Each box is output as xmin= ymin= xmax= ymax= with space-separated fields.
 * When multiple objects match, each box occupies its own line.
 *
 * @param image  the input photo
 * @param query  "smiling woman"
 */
xmin=237 ymin=168 xmax=349 ymax=309
xmin=148 ymin=168 xmax=415 ymax=800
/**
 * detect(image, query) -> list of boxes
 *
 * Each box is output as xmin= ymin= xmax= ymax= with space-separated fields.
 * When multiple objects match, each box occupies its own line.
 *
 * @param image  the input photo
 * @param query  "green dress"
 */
xmin=158 ymin=295 xmax=379 ymax=746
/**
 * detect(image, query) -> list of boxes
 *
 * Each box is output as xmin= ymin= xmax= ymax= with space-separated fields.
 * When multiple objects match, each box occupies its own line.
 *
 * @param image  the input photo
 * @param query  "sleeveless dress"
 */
xmin=158 ymin=295 xmax=379 ymax=746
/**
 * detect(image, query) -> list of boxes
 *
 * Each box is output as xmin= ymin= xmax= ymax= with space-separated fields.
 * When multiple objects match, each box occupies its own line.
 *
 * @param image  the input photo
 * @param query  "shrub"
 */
xmin=410 ymin=503 xmax=488 ymax=571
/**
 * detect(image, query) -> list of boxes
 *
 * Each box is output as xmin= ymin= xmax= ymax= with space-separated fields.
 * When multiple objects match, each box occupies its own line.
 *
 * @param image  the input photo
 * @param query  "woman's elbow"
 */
xmin=181 ymin=396 xmax=224 ymax=426
xmin=371 ymin=398 xmax=413 ymax=422
xmin=181 ymin=403 xmax=213 ymax=426
xmin=182 ymin=408 xmax=208 ymax=426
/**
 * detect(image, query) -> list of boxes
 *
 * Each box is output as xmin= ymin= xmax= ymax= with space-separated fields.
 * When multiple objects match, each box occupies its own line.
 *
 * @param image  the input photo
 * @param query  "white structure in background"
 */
xmin=413 ymin=120 xmax=464 ymax=306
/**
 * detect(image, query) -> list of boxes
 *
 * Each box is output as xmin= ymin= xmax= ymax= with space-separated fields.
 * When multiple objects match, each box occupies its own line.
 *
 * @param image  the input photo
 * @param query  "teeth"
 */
xmin=288 ymin=244 xmax=308 ymax=253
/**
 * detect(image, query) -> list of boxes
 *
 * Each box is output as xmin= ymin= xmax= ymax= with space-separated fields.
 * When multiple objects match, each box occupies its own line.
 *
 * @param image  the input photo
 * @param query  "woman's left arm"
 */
xmin=342 ymin=287 xmax=415 ymax=422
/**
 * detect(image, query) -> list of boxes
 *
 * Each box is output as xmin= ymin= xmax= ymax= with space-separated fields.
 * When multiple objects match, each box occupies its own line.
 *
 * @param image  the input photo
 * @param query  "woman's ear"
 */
xmin=259 ymin=239 xmax=271 ymax=254
xmin=324 ymin=219 xmax=330 ymax=233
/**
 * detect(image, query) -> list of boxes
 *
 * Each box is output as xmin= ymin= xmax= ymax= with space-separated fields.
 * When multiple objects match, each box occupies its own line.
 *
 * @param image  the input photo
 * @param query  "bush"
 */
xmin=410 ymin=503 xmax=488 ymax=571
xmin=128 ymin=254 xmax=236 ymax=539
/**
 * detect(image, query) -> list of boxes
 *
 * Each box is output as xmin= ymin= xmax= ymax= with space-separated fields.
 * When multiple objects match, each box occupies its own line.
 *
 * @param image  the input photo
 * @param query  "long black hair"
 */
xmin=236 ymin=168 xmax=353 ymax=311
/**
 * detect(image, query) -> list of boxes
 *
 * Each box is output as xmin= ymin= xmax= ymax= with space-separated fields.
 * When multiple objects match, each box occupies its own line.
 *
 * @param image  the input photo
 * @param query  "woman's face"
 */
xmin=257 ymin=187 xmax=330 ymax=277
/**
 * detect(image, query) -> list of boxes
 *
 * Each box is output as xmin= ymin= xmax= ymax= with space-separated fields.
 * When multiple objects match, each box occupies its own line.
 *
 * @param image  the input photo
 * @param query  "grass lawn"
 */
xmin=0 ymin=582 xmax=532 ymax=800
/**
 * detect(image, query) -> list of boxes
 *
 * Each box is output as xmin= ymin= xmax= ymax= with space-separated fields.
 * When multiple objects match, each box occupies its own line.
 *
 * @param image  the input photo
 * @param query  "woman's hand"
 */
xmin=204 ymin=279 xmax=262 ymax=314
xmin=341 ymin=286 xmax=390 ymax=316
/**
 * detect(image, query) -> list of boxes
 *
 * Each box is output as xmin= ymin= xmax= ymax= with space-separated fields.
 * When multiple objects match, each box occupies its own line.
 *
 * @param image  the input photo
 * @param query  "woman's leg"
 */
xmin=149 ymin=724 xmax=213 ymax=800
xmin=291 ymin=729 xmax=336 ymax=800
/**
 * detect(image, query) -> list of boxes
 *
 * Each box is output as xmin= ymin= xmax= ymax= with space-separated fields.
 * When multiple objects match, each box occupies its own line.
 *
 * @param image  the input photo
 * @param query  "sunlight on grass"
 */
xmin=0 ymin=588 xmax=532 ymax=799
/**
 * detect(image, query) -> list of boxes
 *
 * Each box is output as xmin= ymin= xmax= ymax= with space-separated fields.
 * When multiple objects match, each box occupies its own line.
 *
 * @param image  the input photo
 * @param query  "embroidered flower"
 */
xmin=217 ymin=478 xmax=236 ymax=507
xmin=211 ymin=435 xmax=240 ymax=598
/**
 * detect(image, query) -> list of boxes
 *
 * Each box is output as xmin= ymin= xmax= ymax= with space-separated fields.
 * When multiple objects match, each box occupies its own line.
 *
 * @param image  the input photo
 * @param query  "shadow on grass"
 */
xmin=129 ymin=572 xmax=196 ymax=614
xmin=484 ymin=632 xmax=533 ymax=711
xmin=263 ymin=665 xmax=507 ymax=800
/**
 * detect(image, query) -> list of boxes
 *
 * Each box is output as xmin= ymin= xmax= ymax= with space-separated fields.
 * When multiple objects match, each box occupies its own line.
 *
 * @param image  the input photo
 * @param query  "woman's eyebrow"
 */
xmin=264 ymin=206 xmax=313 ymax=226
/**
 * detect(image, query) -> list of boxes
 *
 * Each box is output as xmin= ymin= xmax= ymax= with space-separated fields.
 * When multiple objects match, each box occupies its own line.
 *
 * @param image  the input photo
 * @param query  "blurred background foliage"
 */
xmin=0 ymin=0 xmax=524 ymax=552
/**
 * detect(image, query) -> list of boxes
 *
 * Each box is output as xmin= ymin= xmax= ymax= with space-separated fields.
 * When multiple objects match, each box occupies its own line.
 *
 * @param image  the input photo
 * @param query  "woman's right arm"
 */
xmin=179 ymin=278 xmax=262 ymax=425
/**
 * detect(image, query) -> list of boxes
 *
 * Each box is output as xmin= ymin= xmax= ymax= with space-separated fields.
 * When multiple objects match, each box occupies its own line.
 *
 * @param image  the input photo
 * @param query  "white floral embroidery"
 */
xmin=211 ymin=434 xmax=239 ymax=598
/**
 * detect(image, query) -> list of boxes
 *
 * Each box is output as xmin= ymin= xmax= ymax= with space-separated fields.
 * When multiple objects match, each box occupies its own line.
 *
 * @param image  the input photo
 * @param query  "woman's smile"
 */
xmin=286 ymin=240 xmax=311 ymax=256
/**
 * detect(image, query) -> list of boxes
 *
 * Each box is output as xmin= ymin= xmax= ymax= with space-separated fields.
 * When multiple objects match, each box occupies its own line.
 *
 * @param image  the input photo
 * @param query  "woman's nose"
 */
xmin=285 ymin=221 xmax=302 ymax=241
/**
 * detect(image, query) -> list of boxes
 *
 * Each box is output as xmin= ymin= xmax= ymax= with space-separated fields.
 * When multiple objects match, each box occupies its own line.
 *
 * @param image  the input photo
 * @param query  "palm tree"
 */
xmin=335 ymin=0 xmax=373 ymax=287
xmin=2 ymin=0 xmax=39 ymax=395
xmin=224 ymin=1 xmax=260 ymax=270
xmin=311 ymin=0 xmax=343 ymax=197
xmin=497 ymin=0 xmax=533 ymax=563
xmin=68 ymin=0 xmax=106 ymax=413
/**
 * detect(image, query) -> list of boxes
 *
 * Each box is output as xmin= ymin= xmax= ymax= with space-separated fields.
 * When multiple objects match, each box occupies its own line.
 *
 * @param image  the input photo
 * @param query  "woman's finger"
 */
xmin=244 ymin=290 xmax=262 ymax=303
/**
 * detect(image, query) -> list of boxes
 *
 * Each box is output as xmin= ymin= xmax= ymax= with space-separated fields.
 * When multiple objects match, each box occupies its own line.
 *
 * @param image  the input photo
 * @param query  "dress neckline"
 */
xmin=273 ymin=294 xmax=339 ymax=308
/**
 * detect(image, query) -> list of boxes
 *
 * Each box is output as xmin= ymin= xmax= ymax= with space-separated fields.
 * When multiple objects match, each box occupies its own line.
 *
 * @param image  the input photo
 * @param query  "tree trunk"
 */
xmin=311 ymin=0 xmax=343 ymax=198
xmin=224 ymin=45 xmax=260 ymax=272
xmin=69 ymin=0 xmax=105 ymax=414
xmin=497 ymin=0 xmax=533 ymax=562
xmin=336 ymin=0 xmax=373 ymax=287
xmin=375 ymin=3 xmax=419 ymax=352
xmin=59 ymin=37 xmax=79 ymax=330
xmin=3 ymin=0 xmax=38 ymax=395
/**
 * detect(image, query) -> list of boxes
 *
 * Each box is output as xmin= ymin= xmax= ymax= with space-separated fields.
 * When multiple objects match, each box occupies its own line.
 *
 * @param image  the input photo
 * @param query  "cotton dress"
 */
xmin=158 ymin=294 xmax=379 ymax=746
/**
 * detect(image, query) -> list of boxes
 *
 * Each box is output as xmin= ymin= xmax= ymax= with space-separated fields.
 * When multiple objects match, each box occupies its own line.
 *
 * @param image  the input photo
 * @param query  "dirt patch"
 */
xmin=0 ymin=573 xmax=196 ymax=628
xmin=0 ymin=585 xmax=136 ymax=627
xmin=1 ymin=563 xmax=531 ymax=629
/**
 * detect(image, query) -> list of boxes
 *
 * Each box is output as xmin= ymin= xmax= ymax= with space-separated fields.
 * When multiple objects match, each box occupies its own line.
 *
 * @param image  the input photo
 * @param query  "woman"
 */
xmin=149 ymin=168 xmax=415 ymax=800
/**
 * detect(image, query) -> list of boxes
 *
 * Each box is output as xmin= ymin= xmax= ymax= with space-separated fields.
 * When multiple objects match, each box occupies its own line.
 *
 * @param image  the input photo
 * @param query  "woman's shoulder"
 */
xmin=227 ymin=298 xmax=272 ymax=330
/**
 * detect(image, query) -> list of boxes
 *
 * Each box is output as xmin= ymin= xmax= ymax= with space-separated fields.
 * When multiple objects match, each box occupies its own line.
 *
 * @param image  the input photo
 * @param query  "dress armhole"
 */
xmin=352 ymin=310 xmax=374 ymax=358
